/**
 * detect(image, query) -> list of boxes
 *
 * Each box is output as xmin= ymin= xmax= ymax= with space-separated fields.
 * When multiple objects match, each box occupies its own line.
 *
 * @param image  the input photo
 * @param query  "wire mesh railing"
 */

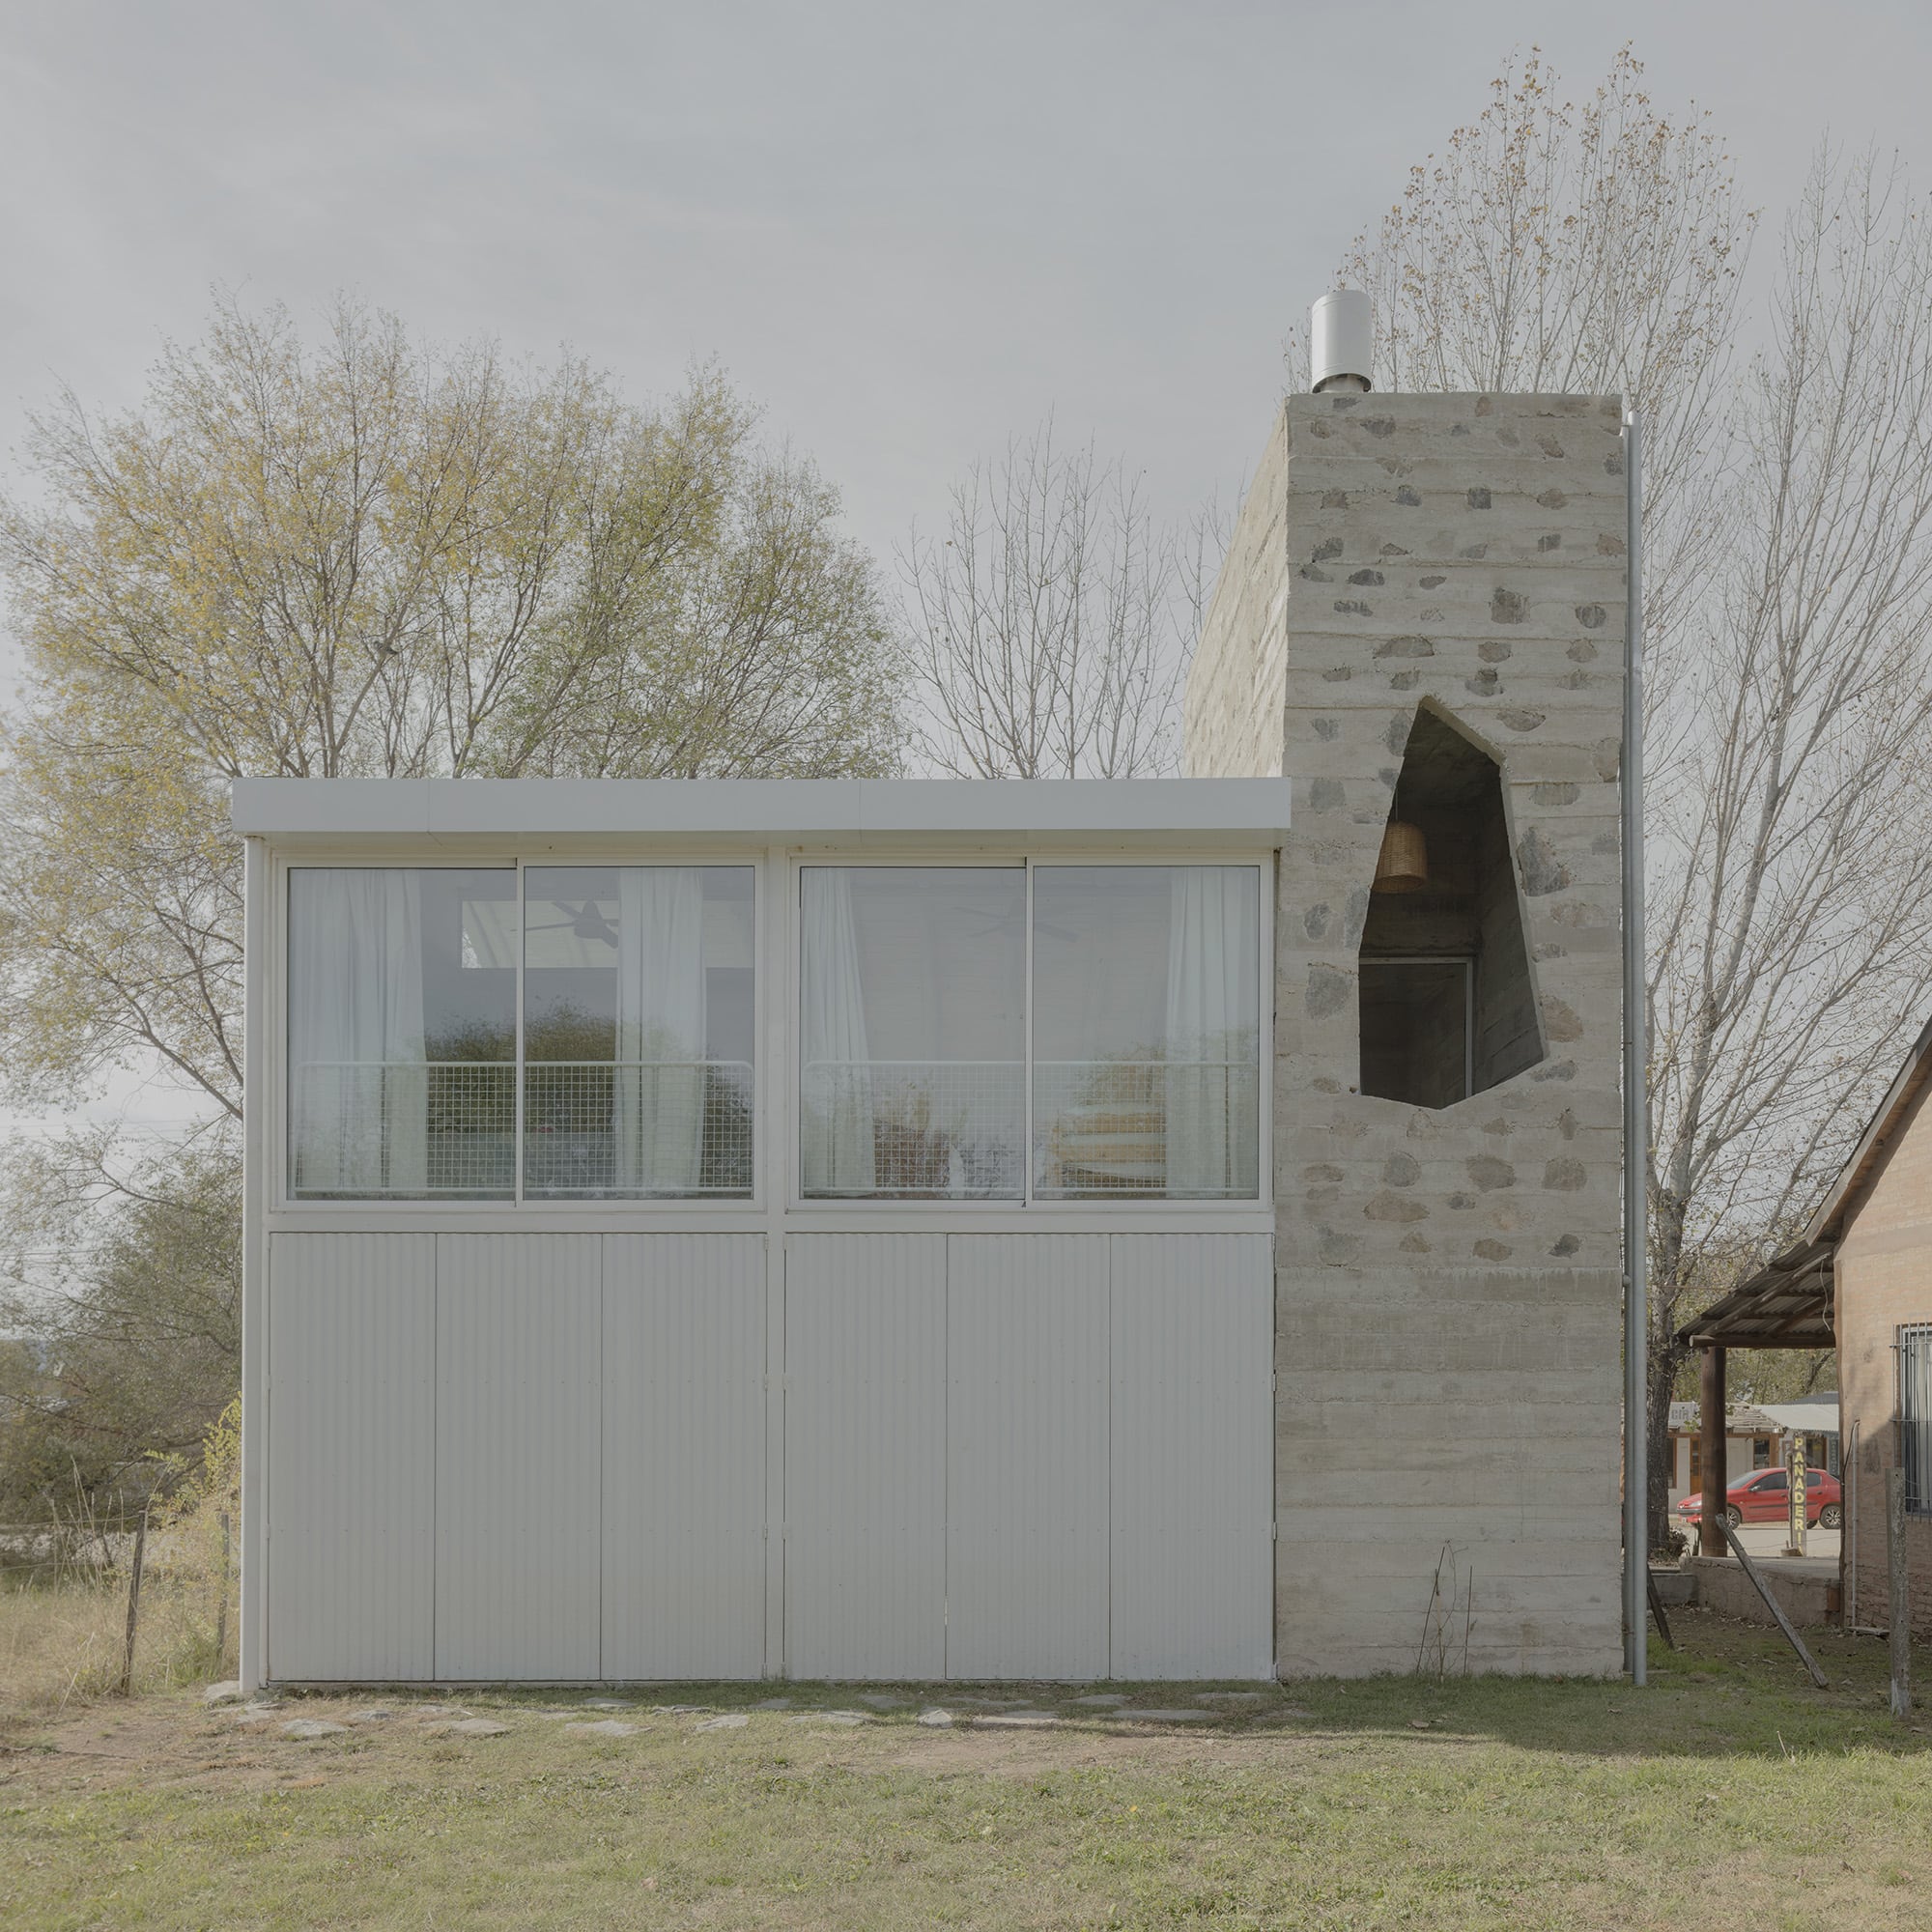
xmin=293 ymin=1055 xmax=1262 ymax=1204
xmin=291 ymin=1061 xmax=516 ymax=1198
xmin=524 ymin=1060 xmax=754 ymax=1197
xmin=1034 ymin=1059 xmax=1260 ymax=1199
xmin=801 ymin=1059 xmax=1026 ymax=1198
xmin=799 ymin=1057 xmax=1261 ymax=1200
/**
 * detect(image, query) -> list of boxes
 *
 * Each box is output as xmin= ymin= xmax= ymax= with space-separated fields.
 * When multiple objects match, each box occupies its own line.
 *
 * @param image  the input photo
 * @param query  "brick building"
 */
xmin=1695 ymin=1022 xmax=1932 ymax=1633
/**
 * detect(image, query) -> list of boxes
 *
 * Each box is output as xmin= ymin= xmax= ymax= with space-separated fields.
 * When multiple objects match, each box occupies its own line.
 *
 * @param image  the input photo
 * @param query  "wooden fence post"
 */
xmin=119 ymin=1509 xmax=149 ymax=1697
xmin=1889 ymin=1466 xmax=1912 ymax=1722
xmin=214 ymin=1509 xmax=232 ymax=1670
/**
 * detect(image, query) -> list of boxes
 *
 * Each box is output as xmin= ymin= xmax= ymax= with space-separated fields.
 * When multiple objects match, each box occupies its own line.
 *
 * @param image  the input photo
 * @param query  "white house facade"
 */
xmin=235 ymin=778 xmax=1289 ymax=1687
xmin=236 ymin=383 xmax=1638 ymax=1690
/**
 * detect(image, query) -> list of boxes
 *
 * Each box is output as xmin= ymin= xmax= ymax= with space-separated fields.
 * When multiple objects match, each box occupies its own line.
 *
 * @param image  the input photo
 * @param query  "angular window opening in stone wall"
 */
xmin=1357 ymin=707 xmax=1543 ymax=1107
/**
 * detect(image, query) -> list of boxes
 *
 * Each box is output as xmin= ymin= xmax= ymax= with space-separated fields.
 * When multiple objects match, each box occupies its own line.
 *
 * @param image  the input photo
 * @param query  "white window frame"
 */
xmin=263 ymin=840 xmax=1274 ymax=1236
xmin=784 ymin=849 xmax=1274 ymax=1222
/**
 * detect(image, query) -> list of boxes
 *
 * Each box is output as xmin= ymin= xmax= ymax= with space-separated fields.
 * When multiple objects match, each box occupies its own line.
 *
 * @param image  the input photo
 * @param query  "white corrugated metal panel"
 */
xmin=436 ymin=1235 xmax=602 ymax=1680
xmin=783 ymin=1234 xmax=946 ymax=1679
xmin=266 ymin=1234 xmax=435 ymax=1681
xmin=946 ymin=1235 xmax=1109 ymax=1680
xmin=1109 ymin=1234 xmax=1273 ymax=1680
xmin=602 ymin=1234 xmax=767 ymax=1679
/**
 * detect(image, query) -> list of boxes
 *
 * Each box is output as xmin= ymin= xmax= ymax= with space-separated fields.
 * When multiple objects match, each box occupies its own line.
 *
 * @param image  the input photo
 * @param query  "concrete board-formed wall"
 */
xmin=1186 ymin=390 xmax=1628 ymax=1677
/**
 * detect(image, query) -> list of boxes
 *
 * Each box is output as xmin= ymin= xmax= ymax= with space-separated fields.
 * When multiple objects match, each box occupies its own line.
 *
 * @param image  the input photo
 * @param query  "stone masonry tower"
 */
xmin=1185 ymin=384 xmax=1629 ymax=1676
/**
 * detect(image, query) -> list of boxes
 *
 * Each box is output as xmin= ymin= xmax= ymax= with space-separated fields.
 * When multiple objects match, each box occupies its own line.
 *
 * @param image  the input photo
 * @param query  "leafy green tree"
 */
xmin=0 ymin=297 xmax=906 ymax=1520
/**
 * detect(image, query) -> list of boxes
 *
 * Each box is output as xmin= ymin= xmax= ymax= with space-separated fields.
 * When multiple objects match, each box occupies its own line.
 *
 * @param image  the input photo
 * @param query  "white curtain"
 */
xmin=1162 ymin=867 xmax=1260 ymax=1198
xmin=614 ymin=868 xmax=709 ymax=1195
xmin=800 ymin=868 xmax=875 ymax=1194
xmin=291 ymin=869 xmax=427 ymax=1195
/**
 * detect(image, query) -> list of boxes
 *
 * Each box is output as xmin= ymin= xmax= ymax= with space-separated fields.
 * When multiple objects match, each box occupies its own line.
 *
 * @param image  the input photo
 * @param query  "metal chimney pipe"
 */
xmin=1311 ymin=289 xmax=1373 ymax=393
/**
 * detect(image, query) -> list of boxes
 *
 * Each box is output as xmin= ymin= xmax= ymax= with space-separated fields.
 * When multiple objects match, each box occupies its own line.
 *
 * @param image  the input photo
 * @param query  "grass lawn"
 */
xmin=2 ymin=1610 xmax=1929 ymax=1930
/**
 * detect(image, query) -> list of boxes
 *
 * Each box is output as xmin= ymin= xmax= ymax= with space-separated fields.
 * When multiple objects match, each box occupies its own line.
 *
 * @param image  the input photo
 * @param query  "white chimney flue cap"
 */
xmin=1311 ymin=289 xmax=1373 ymax=393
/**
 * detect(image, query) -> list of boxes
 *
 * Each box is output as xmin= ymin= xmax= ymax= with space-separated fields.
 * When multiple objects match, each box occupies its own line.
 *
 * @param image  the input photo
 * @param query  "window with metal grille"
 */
xmin=1901 ymin=1324 xmax=1932 ymax=1515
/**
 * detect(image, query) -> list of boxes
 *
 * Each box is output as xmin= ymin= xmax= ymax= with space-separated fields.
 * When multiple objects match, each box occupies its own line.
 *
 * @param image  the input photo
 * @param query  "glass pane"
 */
xmin=799 ymin=867 xmax=1024 ymax=1198
xmin=1032 ymin=866 xmax=1261 ymax=1200
xmin=1905 ymin=1327 xmax=1932 ymax=1513
xmin=523 ymin=867 xmax=754 ymax=1199
xmin=288 ymin=868 xmax=516 ymax=1199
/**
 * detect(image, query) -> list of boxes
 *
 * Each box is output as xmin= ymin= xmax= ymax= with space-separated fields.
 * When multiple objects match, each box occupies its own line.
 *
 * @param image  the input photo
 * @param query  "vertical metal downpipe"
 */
xmin=1622 ymin=411 xmax=1648 ymax=1684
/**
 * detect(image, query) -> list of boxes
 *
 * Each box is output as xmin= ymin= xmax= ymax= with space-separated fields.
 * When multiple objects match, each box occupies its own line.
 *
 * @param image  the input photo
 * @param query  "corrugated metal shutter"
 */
xmin=435 ymin=1235 xmax=602 ymax=1680
xmin=782 ymin=1234 xmax=948 ymax=1678
xmin=1110 ymin=1233 xmax=1274 ymax=1679
xmin=946 ymin=1234 xmax=1110 ymax=1679
xmin=266 ymin=1233 xmax=436 ymax=1681
xmin=602 ymin=1234 xmax=767 ymax=1678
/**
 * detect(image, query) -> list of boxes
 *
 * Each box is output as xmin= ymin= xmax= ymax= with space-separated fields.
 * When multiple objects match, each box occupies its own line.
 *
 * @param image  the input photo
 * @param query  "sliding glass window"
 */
xmin=1032 ymin=867 xmax=1261 ymax=1200
xmin=799 ymin=867 xmax=1026 ymax=1198
xmin=523 ymin=867 xmax=754 ymax=1198
xmin=288 ymin=868 xmax=518 ymax=1200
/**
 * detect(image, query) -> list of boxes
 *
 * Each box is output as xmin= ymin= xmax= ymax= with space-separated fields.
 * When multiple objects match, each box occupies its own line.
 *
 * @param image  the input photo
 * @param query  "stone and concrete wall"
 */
xmin=1833 ymin=1081 xmax=1932 ymax=1635
xmin=1184 ymin=389 xmax=1630 ymax=1677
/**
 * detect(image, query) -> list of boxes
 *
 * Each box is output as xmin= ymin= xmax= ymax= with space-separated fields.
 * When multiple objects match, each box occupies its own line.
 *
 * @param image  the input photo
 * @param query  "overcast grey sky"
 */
xmin=7 ymin=0 xmax=1932 ymax=641
xmin=2 ymin=0 xmax=1930 ymax=1140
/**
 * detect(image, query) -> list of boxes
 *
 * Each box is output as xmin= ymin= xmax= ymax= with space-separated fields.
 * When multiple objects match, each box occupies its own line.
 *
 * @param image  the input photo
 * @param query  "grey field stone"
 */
xmin=749 ymin=1696 xmax=793 ymax=1710
xmin=202 ymin=1680 xmax=244 ymax=1706
xmin=1113 ymin=1708 xmax=1214 ymax=1722
xmin=789 ymin=1711 xmax=868 ymax=1726
xmin=696 ymin=1714 xmax=749 ymax=1732
xmin=916 ymin=1709 xmax=955 ymax=1727
xmin=565 ymin=1719 xmax=638 ymax=1737
xmin=856 ymin=1693 xmax=906 ymax=1709
xmin=1069 ymin=1693 xmax=1127 ymax=1707
xmin=281 ymin=1719 xmax=349 ymax=1741
xmin=350 ymin=1708 xmax=397 ymax=1722
xmin=413 ymin=1703 xmax=468 ymax=1719
xmin=445 ymin=1718 xmax=510 ymax=1737
xmin=973 ymin=1712 xmax=1060 ymax=1728
xmin=581 ymin=1697 xmax=633 ymax=1710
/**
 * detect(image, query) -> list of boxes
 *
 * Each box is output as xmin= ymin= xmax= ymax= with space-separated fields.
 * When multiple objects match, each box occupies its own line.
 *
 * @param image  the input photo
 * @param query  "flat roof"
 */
xmin=230 ymin=777 xmax=1293 ymax=847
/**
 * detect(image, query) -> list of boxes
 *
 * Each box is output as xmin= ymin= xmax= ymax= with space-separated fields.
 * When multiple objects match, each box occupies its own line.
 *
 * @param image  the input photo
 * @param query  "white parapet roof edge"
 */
xmin=230 ymin=776 xmax=1293 ymax=846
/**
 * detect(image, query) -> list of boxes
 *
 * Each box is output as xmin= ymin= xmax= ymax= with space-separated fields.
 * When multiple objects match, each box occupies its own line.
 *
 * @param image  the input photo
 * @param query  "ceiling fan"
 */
xmin=524 ymin=900 xmax=620 ymax=948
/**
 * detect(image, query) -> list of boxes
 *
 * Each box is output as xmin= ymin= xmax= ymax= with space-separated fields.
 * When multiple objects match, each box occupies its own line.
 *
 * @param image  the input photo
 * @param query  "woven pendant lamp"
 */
xmin=1372 ymin=819 xmax=1428 ymax=894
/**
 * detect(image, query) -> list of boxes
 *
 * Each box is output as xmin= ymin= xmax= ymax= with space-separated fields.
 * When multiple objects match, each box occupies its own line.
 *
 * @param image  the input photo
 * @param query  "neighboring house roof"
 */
xmin=1752 ymin=1398 xmax=1841 ymax=1436
xmin=1664 ymin=1401 xmax=1779 ymax=1435
xmin=1682 ymin=1016 xmax=1932 ymax=1350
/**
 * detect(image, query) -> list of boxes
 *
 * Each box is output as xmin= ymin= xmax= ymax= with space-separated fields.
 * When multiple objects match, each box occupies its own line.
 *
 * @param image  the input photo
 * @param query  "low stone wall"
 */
xmin=1686 ymin=1555 xmax=1839 ymax=1629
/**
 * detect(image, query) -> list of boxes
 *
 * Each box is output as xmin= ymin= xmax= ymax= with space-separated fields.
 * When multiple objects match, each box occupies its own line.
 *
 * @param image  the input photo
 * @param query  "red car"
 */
xmin=1675 ymin=1466 xmax=1842 ymax=1530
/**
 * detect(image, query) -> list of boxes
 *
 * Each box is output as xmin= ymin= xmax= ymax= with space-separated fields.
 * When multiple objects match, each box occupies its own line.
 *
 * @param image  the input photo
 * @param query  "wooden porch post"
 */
xmin=1700 ymin=1345 xmax=1728 ymax=1557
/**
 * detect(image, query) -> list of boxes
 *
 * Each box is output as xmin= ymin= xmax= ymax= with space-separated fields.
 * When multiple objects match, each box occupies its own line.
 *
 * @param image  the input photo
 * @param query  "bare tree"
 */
xmin=897 ymin=420 xmax=1189 ymax=778
xmin=1338 ymin=43 xmax=1753 ymax=653
xmin=1642 ymin=150 xmax=1932 ymax=1544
